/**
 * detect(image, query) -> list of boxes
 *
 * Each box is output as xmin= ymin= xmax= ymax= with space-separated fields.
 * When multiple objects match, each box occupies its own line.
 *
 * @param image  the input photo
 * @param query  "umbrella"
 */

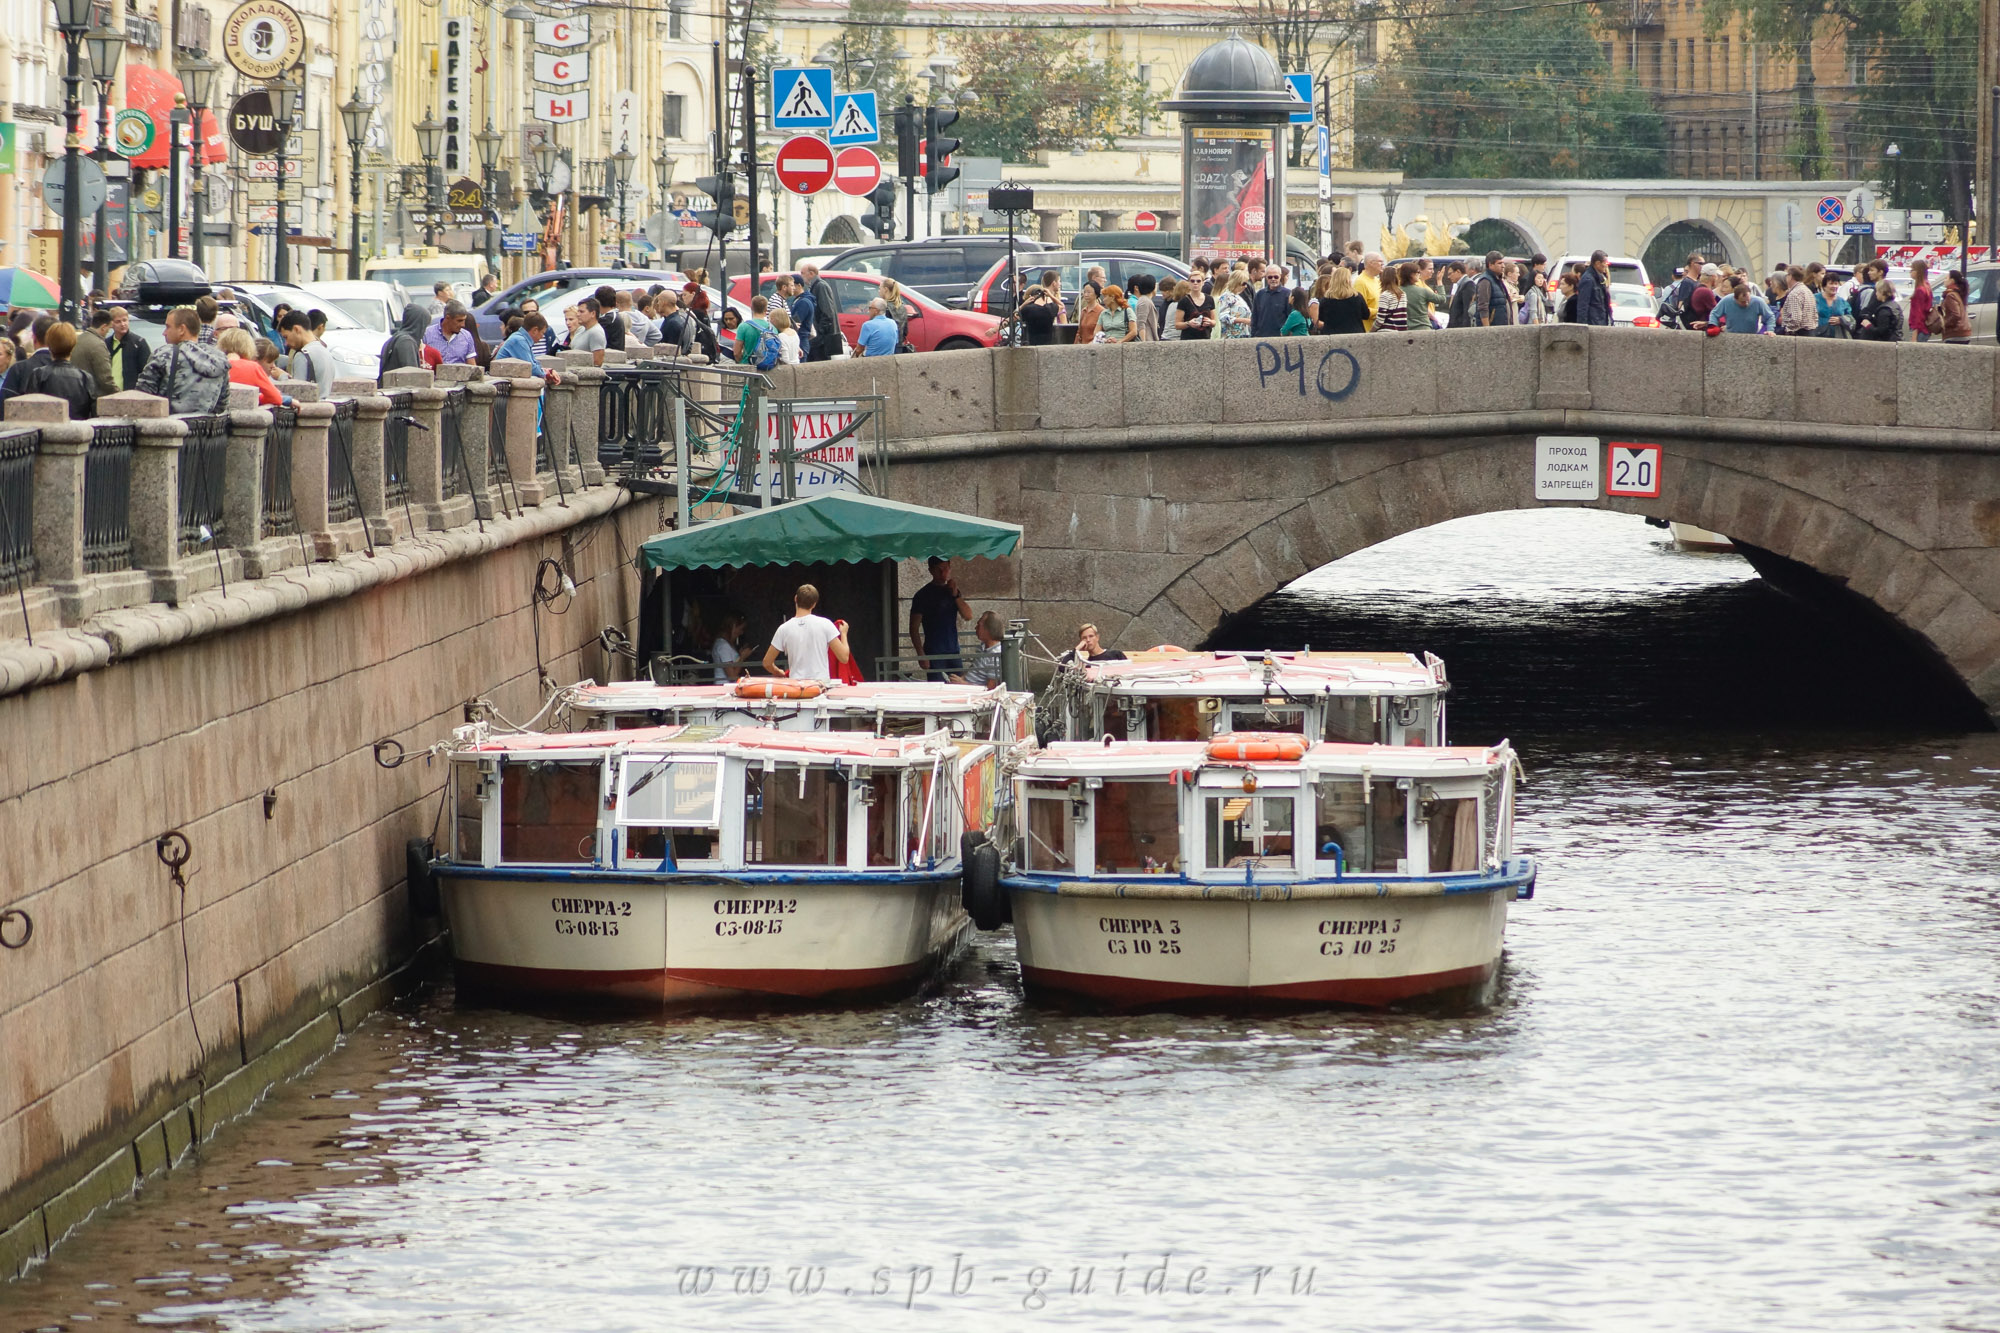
xmin=0 ymin=268 xmax=60 ymax=311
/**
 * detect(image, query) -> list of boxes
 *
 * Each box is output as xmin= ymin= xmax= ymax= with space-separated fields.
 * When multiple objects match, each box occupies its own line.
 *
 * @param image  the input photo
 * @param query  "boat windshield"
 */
xmin=1093 ymin=781 xmax=1180 ymax=874
xmin=1204 ymin=793 xmax=1294 ymax=869
xmin=1322 ymin=696 xmax=1375 ymax=743
xmin=744 ymin=764 xmax=849 ymax=867
xmin=1424 ymin=788 xmax=1482 ymax=872
xmin=1313 ymin=777 xmax=1408 ymax=873
xmin=1025 ymin=790 xmax=1074 ymax=872
xmin=500 ymin=760 xmax=600 ymax=863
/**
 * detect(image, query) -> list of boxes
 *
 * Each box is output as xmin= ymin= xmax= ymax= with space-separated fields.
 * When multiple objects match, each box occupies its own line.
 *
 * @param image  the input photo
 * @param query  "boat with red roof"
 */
xmin=425 ymin=721 xmax=1006 ymax=1006
xmin=987 ymin=732 xmax=1533 ymax=1009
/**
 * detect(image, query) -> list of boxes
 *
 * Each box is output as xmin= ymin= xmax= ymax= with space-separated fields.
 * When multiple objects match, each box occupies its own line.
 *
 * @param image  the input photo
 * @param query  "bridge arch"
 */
xmin=1460 ymin=217 xmax=1544 ymax=257
xmin=1638 ymin=216 xmax=1750 ymax=280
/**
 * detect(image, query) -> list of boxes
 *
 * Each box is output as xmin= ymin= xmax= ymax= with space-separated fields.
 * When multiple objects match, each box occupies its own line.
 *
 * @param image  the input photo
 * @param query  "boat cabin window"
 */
xmin=499 ymin=760 xmax=601 ymax=864
xmin=1093 ymin=782 xmax=1180 ymax=874
xmin=1312 ymin=777 xmax=1409 ymax=873
xmin=1322 ymin=696 xmax=1375 ymax=744
xmin=828 ymin=713 xmax=931 ymax=737
xmin=744 ymin=764 xmax=849 ymax=867
xmin=865 ymin=772 xmax=902 ymax=866
xmin=1387 ymin=696 xmax=1434 ymax=746
xmin=453 ymin=760 xmax=489 ymax=861
xmin=619 ymin=758 xmax=724 ymax=864
xmin=1145 ymin=698 xmax=1207 ymax=741
xmin=1423 ymin=788 xmax=1481 ymax=873
xmin=1204 ymin=794 xmax=1294 ymax=870
xmin=1024 ymin=789 xmax=1075 ymax=873
xmin=1226 ymin=705 xmax=1305 ymax=735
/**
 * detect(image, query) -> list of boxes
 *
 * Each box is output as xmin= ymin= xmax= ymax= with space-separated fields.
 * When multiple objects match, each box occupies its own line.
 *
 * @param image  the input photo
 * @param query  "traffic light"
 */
xmin=925 ymin=105 xmax=960 ymax=195
xmin=894 ymin=98 xmax=920 ymax=180
xmin=695 ymin=172 xmax=735 ymax=234
xmin=862 ymin=182 xmax=897 ymax=239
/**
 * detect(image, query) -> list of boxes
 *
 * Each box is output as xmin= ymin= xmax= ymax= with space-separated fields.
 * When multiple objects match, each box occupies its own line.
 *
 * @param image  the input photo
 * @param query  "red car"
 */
xmin=727 ymin=270 xmax=1003 ymax=352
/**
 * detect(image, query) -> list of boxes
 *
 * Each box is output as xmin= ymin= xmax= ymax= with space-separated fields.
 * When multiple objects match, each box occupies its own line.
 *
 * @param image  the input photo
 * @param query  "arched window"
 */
xmin=1644 ymin=221 xmax=1733 ymax=284
xmin=1459 ymin=218 xmax=1535 ymax=257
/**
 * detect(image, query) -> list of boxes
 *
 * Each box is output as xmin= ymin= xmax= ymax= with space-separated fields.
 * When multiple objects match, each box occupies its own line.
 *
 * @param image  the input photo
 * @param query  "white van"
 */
xmin=1553 ymin=253 xmax=1653 ymax=295
xmin=361 ymin=253 xmax=490 ymax=308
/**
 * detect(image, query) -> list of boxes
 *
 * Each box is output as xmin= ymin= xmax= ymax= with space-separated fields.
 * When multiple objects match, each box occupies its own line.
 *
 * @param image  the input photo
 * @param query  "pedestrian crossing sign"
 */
xmin=829 ymin=91 xmax=879 ymax=146
xmin=1284 ymin=72 xmax=1314 ymax=125
xmin=772 ymin=68 xmax=835 ymax=129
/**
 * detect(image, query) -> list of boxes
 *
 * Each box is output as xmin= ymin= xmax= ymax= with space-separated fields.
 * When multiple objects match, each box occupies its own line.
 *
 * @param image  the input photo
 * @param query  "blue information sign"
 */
xmin=1284 ymin=72 xmax=1314 ymax=125
xmin=829 ymin=91 xmax=879 ymax=146
xmin=771 ymin=68 xmax=834 ymax=129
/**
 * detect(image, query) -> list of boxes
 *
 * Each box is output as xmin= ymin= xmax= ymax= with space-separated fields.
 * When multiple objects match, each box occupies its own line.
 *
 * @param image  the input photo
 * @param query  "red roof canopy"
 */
xmin=124 ymin=65 xmax=226 ymax=170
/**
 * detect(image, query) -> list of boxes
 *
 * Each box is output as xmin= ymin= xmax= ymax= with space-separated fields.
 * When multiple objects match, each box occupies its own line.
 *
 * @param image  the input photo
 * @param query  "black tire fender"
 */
xmin=961 ymin=830 xmax=1005 ymax=930
xmin=407 ymin=836 xmax=440 ymax=919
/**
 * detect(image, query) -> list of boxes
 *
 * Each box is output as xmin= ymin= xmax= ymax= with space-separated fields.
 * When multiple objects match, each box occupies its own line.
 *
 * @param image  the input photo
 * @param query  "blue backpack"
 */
xmin=751 ymin=320 xmax=782 ymax=370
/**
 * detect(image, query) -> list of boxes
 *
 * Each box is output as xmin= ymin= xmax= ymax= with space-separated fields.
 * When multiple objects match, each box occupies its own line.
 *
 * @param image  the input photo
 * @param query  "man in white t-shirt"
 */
xmin=762 ymin=584 xmax=851 ymax=680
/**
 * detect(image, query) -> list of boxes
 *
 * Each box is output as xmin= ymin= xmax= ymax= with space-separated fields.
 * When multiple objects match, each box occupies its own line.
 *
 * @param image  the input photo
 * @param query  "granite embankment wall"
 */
xmin=772 ymin=326 xmax=2000 ymax=712
xmin=1 ymin=359 xmax=661 ymax=1278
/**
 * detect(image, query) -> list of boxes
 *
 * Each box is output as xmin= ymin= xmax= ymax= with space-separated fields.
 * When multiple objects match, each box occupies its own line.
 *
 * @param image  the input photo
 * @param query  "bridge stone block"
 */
xmin=1703 ymin=337 xmax=1793 ymax=420
xmin=1912 ymin=585 xmax=2000 ymax=680
xmin=1052 ymin=451 xmax=1151 ymax=499
xmin=896 ymin=351 xmax=993 ymax=440
xmin=1092 ymin=551 xmax=1199 ymax=614
xmin=1931 ymin=455 xmax=2000 ymax=548
xmin=1113 ymin=340 xmax=1225 ymax=426
xmin=1020 ymin=549 xmax=1093 ymax=601
xmin=1162 ymin=571 xmax=1227 ymax=633
xmin=1036 ymin=345 xmax=1125 ymax=431
xmin=1589 ymin=327 xmax=1702 ymax=418
xmin=1897 ymin=343 xmax=1996 ymax=431
xmin=1532 ymin=325 xmax=1592 ymax=410
xmin=1788 ymin=502 xmax=1879 ymax=582
xmin=1118 ymin=597 xmax=1208 ymax=656
xmin=993 ymin=349 xmax=1040 ymax=432
xmin=1437 ymin=327 xmax=1538 ymax=414
xmin=1791 ymin=339 xmax=1897 ymax=426
xmin=1934 ymin=549 xmax=2000 ymax=615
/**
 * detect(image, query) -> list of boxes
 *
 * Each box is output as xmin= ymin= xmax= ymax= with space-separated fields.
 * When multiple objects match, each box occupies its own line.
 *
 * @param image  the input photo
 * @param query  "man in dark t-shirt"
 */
xmin=909 ymin=557 xmax=973 ymax=679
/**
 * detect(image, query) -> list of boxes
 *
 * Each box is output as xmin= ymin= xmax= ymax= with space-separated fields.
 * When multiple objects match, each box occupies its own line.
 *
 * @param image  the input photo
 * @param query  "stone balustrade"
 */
xmin=0 ymin=362 xmax=580 ymax=640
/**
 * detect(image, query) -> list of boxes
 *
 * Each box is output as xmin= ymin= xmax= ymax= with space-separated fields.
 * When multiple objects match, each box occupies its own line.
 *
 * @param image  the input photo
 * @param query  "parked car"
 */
xmin=961 ymin=249 xmax=1193 ymax=318
xmin=473 ymin=268 xmax=687 ymax=342
xmin=1074 ymin=230 xmax=1320 ymax=276
xmin=219 ymin=282 xmax=382 ymax=379
xmin=304 ymin=280 xmax=408 ymax=335
xmin=821 ymin=237 xmax=1057 ymax=308
xmin=727 ymin=270 xmax=1004 ymax=352
xmin=1609 ymin=283 xmax=1662 ymax=328
xmin=1964 ymin=264 xmax=2000 ymax=342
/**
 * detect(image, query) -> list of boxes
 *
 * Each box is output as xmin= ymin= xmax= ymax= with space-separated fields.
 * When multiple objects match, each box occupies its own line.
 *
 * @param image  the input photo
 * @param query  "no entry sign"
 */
xmin=776 ymin=135 xmax=835 ymax=196
xmin=1134 ymin=210 xmax=1160 ymax=232
xmin=833 ymin=146 xmax=883 ymax=198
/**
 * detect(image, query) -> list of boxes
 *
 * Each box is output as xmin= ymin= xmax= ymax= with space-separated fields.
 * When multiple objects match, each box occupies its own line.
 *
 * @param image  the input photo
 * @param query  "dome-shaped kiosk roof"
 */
xmin=1160 ymin=34 xmax=1296 ymax=120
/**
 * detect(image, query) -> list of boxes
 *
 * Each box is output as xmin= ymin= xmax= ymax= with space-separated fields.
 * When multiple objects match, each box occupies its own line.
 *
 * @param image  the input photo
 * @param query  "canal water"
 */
xmin=8 ymin=511 xmax=2000 ymax=1332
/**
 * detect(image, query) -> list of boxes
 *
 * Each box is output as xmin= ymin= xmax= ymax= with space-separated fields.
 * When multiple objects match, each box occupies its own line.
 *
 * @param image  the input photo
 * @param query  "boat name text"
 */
xmin=1318 ymin=917 xmax=1401 ymax=956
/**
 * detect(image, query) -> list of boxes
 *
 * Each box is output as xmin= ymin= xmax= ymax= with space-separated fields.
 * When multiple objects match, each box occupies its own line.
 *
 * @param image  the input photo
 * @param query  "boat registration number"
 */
xmin=713 ymin=897 xmax=797 ymax=938
xmin=1100 ymin=916 xmax=1183 ymax=956
xmin=551 ymin=896 xmax=633 ymax=937
xmin=1318 ymin=917 xmax=1400 ymax=956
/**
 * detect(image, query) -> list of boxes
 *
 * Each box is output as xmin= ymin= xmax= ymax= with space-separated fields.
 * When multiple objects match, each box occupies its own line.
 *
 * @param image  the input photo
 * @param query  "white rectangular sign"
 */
xmin=536 ymin=90 xmax=591 ymax=124
xmin=1534 ymin=436 xmax=1600 ymax=501
xmin=758 ymin=405 xmax=862 ymax=499
xmin=611 ymin=89 xmax=639 ymax=154
xmin=534 ymin=50 xmax=590 ymax=86
xmin=534 ymin=15 xmax=589 ymax=47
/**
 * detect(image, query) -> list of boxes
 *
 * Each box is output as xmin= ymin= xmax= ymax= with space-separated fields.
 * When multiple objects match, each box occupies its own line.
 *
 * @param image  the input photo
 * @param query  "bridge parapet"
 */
xmin=768 ymin=326 xmax=2000 ymax=449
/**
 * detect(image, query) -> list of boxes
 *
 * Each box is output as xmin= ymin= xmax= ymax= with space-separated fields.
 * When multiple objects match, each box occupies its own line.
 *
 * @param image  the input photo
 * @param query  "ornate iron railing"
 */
xmin=0 ymin=427 xmax=39 ymax=586
xmin=82 ymin=422 xmax=135 ymax=574
xmin=176 ymin=413 xmax=229 ymax=554
xmin=440 ymin=388 xmax=467 ymax=499
xmin=262 ymin=406 xmax=297 ymax=537
xmin=384 ymin=391 xmax=412 ymax=505
xmin=327 ymin=399 xmax=360 ymax=524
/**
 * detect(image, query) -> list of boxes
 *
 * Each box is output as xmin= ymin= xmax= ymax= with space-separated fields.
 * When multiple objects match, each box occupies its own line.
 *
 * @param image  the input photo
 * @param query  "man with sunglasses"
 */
xmin=1250 ymin=264 xmax=1292 ymax=338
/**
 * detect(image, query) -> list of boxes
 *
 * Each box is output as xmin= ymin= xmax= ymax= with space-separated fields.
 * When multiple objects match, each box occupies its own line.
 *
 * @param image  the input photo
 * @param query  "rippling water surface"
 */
xmin=8 ymin=511 xmax=2000 ymax=1332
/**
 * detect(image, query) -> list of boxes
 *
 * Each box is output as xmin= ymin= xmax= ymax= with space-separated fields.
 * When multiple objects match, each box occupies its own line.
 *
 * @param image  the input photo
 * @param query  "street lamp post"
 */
xmin=533 ymin=138 xmax=561 ymax=270
xmin=177 ymin=53 xmax=216 ymax=276
xmin=610 ymin=147 xmax=634 ymax=268
xmin=340 ymin=95 xmax=370 ymax=280
xmin=268 ymin=71 xmax=299 ymax=283
xmin=415 ymin=110 xmax=444 ymax=249
xmin=1885 ymin=142 xmax=1902 ymax=210
xmin=53 ymin=0 xmax=94 ymax=323
xmin=86 ymin=24 xmax=122 ymax=299
xmin=475 ymin=120 xmax=504 ymax=278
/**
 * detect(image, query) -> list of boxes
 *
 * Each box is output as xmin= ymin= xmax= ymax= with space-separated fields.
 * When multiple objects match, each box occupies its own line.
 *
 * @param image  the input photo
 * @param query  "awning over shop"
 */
xmin=639 ymin=494 xmax=1022 ymax=572
xmin=124 ymin=65 xmax=226 ymax=170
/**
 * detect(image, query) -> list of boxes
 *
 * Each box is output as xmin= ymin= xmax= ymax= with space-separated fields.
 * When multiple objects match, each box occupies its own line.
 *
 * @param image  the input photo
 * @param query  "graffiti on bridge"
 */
xmin=1255 ymin=342 xmax=1359 ymax=402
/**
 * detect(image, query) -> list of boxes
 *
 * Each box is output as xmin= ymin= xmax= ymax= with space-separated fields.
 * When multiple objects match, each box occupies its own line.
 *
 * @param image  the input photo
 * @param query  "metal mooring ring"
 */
xmin=156 ymin=830 xmax=192 ymax=871
xmin=0 ymin=908 xmax=32 ymax=950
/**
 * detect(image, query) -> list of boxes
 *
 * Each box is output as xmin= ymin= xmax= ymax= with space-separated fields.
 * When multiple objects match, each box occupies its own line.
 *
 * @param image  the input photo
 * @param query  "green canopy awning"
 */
xmin=638 ymin=493 xmax=1022 ymax=572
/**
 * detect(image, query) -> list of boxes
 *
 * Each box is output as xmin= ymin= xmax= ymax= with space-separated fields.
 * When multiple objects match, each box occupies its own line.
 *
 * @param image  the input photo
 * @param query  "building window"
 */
xmin=663 ymin=93 xmax=684 ymax=140
xmin=1137 ymin=63 xmax=1151 ymax=134
xmin=668 ymin=6 xmax=684 ymax=38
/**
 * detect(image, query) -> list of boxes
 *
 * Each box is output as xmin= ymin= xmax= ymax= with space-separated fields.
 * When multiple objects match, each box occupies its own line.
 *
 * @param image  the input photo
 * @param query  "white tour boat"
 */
xmin=564 ymin=677 xmax=1034 ymax=741
xmin=1051 ymin=649 xmax=1449 ymax=746
xmin=423 ymin=723 xmax=1005 ymax=1006
xmin=985 ymin=732 xmax=1534 ymax=1008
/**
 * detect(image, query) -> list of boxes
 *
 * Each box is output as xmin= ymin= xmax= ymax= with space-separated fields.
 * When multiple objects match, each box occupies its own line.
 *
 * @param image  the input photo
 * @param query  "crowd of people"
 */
xmin=0 ymin=292 xmax=336 ymax=420
xmin=1006 ymin=239 xmax=1978 ymax=345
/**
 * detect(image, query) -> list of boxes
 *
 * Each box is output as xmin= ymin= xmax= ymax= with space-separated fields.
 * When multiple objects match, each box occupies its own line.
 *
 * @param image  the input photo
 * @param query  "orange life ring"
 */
xmin=733 ymin=678 xmax=825 ymax=700
xmin=1148 ymin=644 xmax=1189 ymax=653
xmin=1206 ymin=732 xmax=1309 ymax=762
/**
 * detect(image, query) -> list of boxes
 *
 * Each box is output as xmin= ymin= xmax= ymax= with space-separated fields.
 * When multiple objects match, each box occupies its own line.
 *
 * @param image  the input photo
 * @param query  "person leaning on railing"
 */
xmin=220 ymin=327 xmax=288 ymax=407
xmin=18 ymin=321 xmax=96 ymax=422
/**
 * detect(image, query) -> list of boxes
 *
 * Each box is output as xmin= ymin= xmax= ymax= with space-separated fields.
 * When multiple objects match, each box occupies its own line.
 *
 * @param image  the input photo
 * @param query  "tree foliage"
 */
xmin=954 ymin=28 xmax=1153 ymax=163
xmin=1356 ymin=0 xmax=1667 ymax=178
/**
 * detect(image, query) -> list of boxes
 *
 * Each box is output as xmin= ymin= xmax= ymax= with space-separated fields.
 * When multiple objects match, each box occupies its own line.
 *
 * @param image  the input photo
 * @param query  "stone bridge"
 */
xmin=765 ymin=326 xmax=2000 ymax=715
